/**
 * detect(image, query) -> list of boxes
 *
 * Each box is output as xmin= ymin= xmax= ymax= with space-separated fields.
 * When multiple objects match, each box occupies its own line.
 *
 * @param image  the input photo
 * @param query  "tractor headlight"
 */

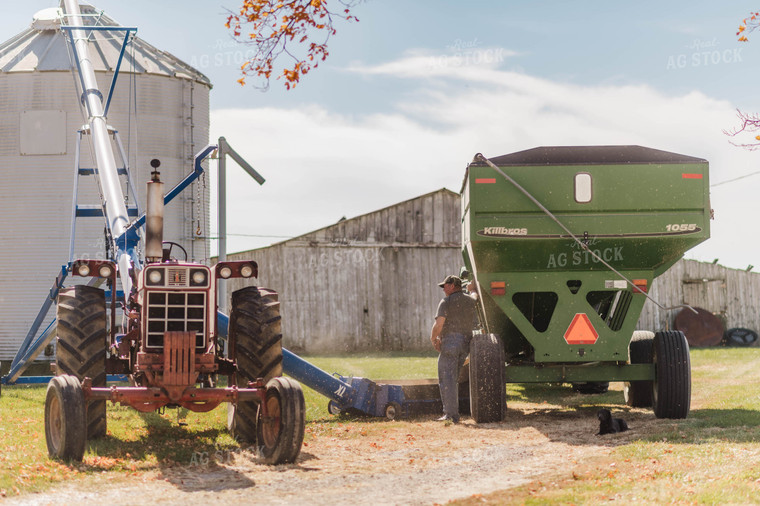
xmin=219 ymin=266 xmax=232 ymax=279
xmin=147 ymin=269 xmax=163 ymax=286
xmin=190 ymin=269 xmax=208 ymax=287
xmin=98 ymin=264 xmax=113 ymax=278
xmin=240 ymin=264 xmax=254 ymax=278
xmin=76 ymin=264 xmax=90 ymax=276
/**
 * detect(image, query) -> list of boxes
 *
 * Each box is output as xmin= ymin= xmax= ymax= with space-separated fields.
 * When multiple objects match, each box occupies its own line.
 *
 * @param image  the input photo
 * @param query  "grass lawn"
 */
xmin=2 ymin=348 xmax=760 ymax=502
xmin=0 ymin=351 xmax=439 ymax=496
xmin=455 ymin=347 xmax=760 ymax=504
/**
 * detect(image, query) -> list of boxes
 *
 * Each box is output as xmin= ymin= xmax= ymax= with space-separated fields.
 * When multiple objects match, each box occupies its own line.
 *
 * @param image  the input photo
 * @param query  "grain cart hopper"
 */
xmin=462 ymin=146 xmax=710 ymax=422
xmin=37 ymin=0 xmax=305 ymax=464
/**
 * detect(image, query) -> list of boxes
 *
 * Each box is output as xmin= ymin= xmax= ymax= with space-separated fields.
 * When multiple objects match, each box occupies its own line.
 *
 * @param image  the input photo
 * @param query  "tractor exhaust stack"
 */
xmin=145 ymin=159 xmax=164 ymax=263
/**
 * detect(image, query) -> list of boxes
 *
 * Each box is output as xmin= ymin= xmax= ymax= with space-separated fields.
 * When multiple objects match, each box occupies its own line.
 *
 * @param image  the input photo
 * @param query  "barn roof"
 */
xmin=248 ymin=187 xmax=461 ymax=252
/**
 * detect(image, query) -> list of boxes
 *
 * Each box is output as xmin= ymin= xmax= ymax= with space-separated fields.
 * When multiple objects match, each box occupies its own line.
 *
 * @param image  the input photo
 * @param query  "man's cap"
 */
xmin=438 ymin=275 xmax=462 ymax=288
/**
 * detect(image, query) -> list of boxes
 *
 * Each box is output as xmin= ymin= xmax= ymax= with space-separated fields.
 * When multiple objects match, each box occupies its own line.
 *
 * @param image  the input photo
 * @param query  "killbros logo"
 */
xmin=477 ymin=227 xmax=528 ymax=237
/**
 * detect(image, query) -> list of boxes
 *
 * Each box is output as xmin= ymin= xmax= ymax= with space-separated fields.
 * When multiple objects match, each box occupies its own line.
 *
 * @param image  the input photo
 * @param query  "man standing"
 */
xmin=431 ymin=275 xmax=478 ymax=423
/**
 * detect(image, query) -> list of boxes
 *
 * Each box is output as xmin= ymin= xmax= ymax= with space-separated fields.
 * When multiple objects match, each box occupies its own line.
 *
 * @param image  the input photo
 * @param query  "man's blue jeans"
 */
xmin=438 ymin=333 xmax=469 ymax=420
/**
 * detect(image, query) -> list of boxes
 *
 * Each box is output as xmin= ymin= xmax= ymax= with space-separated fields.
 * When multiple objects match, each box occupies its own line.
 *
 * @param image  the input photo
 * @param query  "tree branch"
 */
xmin=226 ymin=0 xmax=360 ymax=90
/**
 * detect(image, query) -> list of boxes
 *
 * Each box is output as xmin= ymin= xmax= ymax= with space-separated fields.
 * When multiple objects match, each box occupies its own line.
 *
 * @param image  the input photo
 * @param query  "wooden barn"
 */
xmin=639 ymin=259 xmax=760 ymax=340
xmin=224 ymin=189 xmax=463 ymax=353
xmin=222 ymin=187 xmax=760 ymax=353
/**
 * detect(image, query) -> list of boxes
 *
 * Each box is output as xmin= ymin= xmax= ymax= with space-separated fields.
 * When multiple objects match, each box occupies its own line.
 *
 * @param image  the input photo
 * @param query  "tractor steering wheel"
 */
xmin=162 ymin=241 xmax=188 ymax=262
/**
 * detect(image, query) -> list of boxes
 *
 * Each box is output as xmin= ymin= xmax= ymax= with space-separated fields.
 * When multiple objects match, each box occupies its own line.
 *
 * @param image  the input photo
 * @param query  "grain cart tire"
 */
xmin=625 ymin=331 xmax=654 ymax=408
xmin=469 ymin=333 xmax=506 ymax=423
xmin=653 ymin=330 xmax=691 ymax=419
xmin=227 ymin=286 xmax=283 ymax=444
xmin=257 ymin=377 xmax=305 ymax=465
xmin=572 ymin=382 xmax=610 ymax=394
xmin=45 ymin=375 xmax=87 ymax=461
xmin=56 ymin=285 xmax=107 ymax=439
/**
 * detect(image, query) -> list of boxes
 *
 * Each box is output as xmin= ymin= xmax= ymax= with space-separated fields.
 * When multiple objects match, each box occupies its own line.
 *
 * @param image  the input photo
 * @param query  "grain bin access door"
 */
xmin=461 ymin=146 xmax=711 ymax=364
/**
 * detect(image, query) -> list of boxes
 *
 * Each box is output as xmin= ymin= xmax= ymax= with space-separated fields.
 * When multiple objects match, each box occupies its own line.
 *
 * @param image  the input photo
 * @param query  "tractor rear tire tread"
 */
xmin=230 ymin=286 xmax=283 ymax=382
xmin=56 ymin=285 xmax=107 ymax=439
xmin=228 ymin=286 xmax=283 ymax=444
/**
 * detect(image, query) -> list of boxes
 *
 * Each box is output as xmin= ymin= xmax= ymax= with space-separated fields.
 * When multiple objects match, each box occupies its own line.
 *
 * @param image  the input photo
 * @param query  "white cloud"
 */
xmin=211 ymin=53 xmax=759 ymax=270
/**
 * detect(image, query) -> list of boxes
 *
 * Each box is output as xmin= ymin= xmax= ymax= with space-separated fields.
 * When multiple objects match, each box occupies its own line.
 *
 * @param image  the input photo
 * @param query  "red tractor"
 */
xmin=44 ymin=162 xmax=305 ymax=464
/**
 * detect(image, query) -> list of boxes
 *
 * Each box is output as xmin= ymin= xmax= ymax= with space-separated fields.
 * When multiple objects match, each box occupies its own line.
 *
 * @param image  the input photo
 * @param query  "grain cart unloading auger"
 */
xmin=462 ymin=146 xmax=710 ymax=423
xmin=39 ymin=0 xmax=305 ymax=463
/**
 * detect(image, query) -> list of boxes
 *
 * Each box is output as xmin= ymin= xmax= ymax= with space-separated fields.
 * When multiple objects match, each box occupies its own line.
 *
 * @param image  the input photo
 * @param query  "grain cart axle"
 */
xmin=42 ymin=0 xmax=305 ymax=465
xmin=461 ymin=146 xmax=710 ymax=422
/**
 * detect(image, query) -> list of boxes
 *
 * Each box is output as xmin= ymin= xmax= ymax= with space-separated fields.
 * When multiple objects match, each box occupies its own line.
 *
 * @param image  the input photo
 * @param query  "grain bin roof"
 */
xmin=471 ymin=146 xmax=707 ymax=167
xmin=0 ymin=3 xmax=211 ymax=87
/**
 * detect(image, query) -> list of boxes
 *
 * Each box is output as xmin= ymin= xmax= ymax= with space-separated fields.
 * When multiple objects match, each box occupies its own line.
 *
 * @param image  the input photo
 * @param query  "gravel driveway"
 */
xmin=8 ymin=404 xmax=645 ymax=505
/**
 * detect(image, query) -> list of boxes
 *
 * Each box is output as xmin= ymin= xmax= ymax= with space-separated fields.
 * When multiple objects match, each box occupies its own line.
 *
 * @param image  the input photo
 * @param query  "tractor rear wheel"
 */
xmin=227 ymin=286 xmax=283 ymax=444
xmin=45 ymin=375 xmax=87 ymax=461
xmin=653 ymin=330 xmax=691 ymax=419
xmin=625 ymin=331 xmax=654 ymax=407
xmin=56 ymin=285 xmax=107 ymax=439
xmin=257 ymin=377 xmax=305 ymax=464
xmin=469 ymin=333 xmax=506 ymax=423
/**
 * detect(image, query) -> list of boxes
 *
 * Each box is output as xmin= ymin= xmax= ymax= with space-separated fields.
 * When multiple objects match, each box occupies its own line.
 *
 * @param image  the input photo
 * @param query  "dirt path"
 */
xmin=9 ymin=404 xmax=652 ymax=505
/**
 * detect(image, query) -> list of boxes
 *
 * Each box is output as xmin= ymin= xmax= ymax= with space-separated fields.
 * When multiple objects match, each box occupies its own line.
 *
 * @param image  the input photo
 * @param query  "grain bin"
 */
xmin=0 ymin=4 xmax=211 ymax=361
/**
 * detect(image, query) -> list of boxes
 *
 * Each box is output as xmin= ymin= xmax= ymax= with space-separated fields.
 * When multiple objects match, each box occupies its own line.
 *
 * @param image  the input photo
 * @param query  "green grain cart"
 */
xmin=461 ymin=146 xmax=710 ymax=422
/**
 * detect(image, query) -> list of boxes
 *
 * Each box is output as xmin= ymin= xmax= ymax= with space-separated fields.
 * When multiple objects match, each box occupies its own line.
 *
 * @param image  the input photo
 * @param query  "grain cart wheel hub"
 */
xmin=563 ymin=313 xmax=599 ymax=345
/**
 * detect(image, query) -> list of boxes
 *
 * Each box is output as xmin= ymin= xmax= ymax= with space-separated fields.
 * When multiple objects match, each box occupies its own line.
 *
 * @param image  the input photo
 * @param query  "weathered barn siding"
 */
xmin=225 ymin=189 xmax=463 ymax=352
xmin=638 ymin=259 xmax=760 ymax=335
xmin=224 ymin=186 xmax=760 ymax=353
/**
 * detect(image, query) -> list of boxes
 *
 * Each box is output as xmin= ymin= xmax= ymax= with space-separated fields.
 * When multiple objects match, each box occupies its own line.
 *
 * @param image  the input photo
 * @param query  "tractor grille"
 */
xmin=146 ymin=291 xmax=206 ymax=348
xmin=167 ymin=268 xmax=187 ymax=287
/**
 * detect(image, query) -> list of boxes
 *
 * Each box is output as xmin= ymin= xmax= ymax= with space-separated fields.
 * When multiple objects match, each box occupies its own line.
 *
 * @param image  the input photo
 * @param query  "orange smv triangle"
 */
xmin=564 ymin=313 xmax=599 ymax=345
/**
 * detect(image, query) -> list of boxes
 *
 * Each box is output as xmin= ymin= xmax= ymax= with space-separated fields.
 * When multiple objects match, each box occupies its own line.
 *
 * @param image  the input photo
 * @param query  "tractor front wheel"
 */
xmin=653 ymin=330 xmax=691 ymax=419
xmin=44 ymin=375 xmax=86 ymax=461
xmin=257 ymin=377 xmax=305 ymax=465
xmin=469 ymin=333 xmax=506 ymax=423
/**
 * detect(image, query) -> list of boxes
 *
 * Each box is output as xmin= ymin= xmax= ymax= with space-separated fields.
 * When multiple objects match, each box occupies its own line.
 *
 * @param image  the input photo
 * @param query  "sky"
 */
xmin=4 ymin=0 xmax=760 ymax=270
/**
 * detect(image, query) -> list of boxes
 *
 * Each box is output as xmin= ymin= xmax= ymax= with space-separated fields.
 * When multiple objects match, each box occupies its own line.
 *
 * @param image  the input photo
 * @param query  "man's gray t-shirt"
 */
xmin=436 ymin=290 xmax=477 ymax=337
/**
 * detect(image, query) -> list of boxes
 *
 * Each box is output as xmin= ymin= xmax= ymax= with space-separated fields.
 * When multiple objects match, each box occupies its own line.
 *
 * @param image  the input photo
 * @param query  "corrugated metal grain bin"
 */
xmin=0 ymin=4 xmax=210 ymax=361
